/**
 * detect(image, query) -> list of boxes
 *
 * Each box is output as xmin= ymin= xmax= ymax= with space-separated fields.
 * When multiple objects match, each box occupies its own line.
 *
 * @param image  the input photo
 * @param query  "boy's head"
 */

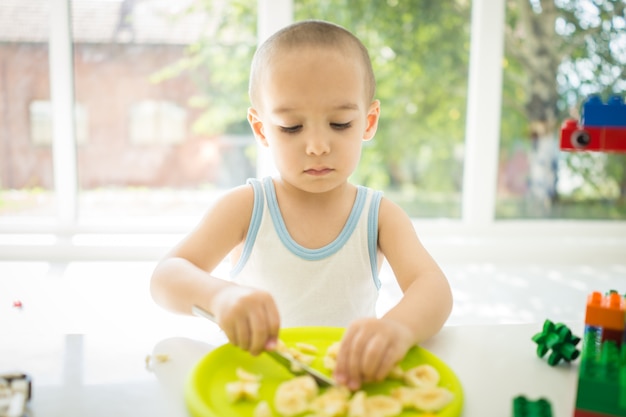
xmin=248 ymin=20 xmax=376 ymax=110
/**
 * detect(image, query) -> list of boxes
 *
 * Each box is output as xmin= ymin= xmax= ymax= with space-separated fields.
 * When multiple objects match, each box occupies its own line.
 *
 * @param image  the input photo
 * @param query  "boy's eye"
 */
xmin=280 ymin=125 xmax=302 ymax=133
xmin=331 ymin=122 xmax=352 ymax=130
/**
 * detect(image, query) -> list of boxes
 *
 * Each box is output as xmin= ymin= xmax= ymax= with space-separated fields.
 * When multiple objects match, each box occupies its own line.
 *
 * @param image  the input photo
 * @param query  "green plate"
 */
xmin=185 ymin=327 xmax=463 ymax=416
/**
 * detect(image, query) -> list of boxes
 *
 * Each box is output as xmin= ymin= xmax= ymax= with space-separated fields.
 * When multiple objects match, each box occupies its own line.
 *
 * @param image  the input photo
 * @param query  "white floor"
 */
xmin=2 ymin=260 xmax=625 ymax=338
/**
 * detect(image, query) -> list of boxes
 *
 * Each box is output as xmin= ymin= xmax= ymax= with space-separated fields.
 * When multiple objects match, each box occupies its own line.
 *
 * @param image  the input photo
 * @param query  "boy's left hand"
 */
xmin=333 ymin=317 xmax=414 ymax=390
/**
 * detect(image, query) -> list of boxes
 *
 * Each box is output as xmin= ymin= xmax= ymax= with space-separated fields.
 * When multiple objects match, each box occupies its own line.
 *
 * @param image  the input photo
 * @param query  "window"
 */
xmin=0 ymin=1 xmax=55 ymax=219
xmin=2 ymin=0 xmax=625 ymax=239
xmin=69 ymin=0 xmax=257 ymax=224
xmin=496 ymin=0 xmax=626 ymax=220
xmin=29 ymin=100 xmax=88 ymax=146
xmin=293 ymin=0 xmax=472 ymax=218
xmin=129 ymin=100 xmax=187 ymax=146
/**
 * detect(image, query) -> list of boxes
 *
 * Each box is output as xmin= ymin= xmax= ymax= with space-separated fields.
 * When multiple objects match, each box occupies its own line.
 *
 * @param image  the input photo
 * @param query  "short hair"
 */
xmin=248 ymin=20 xmax=376 ymax=108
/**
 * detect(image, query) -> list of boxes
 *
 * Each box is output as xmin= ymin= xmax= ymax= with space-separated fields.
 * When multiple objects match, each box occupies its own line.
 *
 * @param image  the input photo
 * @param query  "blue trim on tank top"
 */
xmin=368 ymin=191 xmax=383 ymax=289
xmin=229 ymin=178 xmax=264 ymax=278
xmin=263 ymin=177 xmax=367 ymax=261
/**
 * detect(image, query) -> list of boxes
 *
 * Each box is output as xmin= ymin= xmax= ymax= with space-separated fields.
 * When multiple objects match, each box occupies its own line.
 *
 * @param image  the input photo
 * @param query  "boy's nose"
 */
xmin=305 ymin=133 xmax=330 ymax=155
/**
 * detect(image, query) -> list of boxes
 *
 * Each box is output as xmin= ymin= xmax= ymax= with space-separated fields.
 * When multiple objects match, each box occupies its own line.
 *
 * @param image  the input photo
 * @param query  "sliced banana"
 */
xmin=326 ymin=342 xmax=341 ymax=358
xmin=295 ymin=342 xmax=319 ymax=355
xmin=323 ymin=356 xmax=337 ymax=372
xmin=387 ymin=364 xmax=404 ymax=380
xmin=236 ymin=367 xmax=262 ymax=382
xmin=347 ymin=391 xmax=367 ymax=417
xmin=308 ymin=386 xmax=350 ymax=417
xmin=411 ymin=386 xmax=454 ymax=412
xmin=225 ymin=380 xmax=261 ymax=403
xmin=403 ymin=364 xmax=440 ymax=388
xmin=289 ymin=349 xmax=316 ymax=367
xmin=364 ymin=394 xmax=403 ymax=417
xmin=323 ymin=342 xmax=341 ymax=371
xmin=390 ymin=386 xmax=416 ymax=408
xmin=274 ymin=375 xmax=319 ymax=417
xmin=253 ymin=400 xmax=274 ymax=417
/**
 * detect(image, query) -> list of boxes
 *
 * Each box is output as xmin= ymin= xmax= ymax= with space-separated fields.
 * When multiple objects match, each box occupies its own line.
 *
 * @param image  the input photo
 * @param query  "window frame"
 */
xmin=1 ymin=0 xmax=625 ymax=263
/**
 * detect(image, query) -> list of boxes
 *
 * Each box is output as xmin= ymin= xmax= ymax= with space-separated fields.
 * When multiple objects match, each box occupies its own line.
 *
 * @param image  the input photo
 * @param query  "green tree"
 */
xmin=294 ymin=0 xmax=471 ymax=196
xmin=156 ymin=0 xmax=472 ymax=216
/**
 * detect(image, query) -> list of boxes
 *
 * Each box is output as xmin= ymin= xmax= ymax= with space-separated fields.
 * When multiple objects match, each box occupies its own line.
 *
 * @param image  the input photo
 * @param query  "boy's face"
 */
xmin=248 ymin=45 xmax=380 ymax=194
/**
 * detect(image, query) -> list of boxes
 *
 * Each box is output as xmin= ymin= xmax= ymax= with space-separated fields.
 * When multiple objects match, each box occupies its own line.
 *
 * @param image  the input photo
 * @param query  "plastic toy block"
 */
xmin=531 ymin=319 xmax=581 ymax=366
xmin=574 ymin=410 xmax=622 ymax=417
xmin=575 ymin=328 xmax=626 ymax=417
xmin=585 ymin=291 xmax=626 ymax=331
xmin=512 ymin=395 xmax=553 ymax=417
xmin=560 ymin=119 xmax=626 ymax=152
xmin=582 ymin=95 xmax=626 ymax=128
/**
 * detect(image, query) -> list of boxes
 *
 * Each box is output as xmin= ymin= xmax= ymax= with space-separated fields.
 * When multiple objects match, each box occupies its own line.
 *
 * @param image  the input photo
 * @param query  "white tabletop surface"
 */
xmin=1 ymin=321 xmax=582 ymax=416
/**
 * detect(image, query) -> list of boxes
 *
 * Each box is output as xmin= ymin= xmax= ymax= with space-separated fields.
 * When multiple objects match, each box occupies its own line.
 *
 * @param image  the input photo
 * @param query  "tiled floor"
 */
xmin=2 ymin=260 xmax=625 ymax=338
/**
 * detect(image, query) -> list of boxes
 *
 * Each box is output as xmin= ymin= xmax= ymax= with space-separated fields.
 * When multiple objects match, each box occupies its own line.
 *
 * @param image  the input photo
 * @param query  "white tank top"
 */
xmin=230 ymin=177 xmax=383 ymax=328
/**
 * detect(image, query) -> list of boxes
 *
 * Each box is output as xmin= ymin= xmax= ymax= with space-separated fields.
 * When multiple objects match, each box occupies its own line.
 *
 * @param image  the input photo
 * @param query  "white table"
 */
xmin=1 ymin=322 xmax=582 ymax=416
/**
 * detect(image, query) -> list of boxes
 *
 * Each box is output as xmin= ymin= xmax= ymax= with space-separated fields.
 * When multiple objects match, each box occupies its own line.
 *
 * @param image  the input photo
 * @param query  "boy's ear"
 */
xmin=363 ymin=100 xmax=380 ymax=141
xmin=247 ymin=107 xmax=269 ymax=147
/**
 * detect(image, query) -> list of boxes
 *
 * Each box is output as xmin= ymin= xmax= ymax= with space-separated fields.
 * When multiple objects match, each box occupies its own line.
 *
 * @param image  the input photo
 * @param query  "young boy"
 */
xmin=150 ymin=19 xmax=452 ymax=391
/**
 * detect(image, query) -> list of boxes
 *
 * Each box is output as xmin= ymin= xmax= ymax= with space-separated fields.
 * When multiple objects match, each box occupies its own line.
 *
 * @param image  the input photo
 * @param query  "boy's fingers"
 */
xmin=344 ymin=333 xmax=367 ymax=390
xmin=248 ymin=311 xmax=270 ymax=355
xmin=265 ymin=304 xmax=281 ymax=342
xmin=234 ymin=317 xmax=251 ymax=351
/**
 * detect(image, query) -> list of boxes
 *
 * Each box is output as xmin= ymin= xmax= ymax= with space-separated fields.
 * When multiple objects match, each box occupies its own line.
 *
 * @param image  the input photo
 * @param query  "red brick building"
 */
xmin=0 ymin=0 xmax=253 ymax=191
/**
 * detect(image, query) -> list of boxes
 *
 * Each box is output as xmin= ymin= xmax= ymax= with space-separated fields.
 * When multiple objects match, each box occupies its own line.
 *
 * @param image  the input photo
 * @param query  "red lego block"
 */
xmin=585 ymin=291 xmax=626 ymax=331
xmin=574 ymin=409 xmax=622 ymax=417
xmin=560 ymin=119 xmax=626 ymax=152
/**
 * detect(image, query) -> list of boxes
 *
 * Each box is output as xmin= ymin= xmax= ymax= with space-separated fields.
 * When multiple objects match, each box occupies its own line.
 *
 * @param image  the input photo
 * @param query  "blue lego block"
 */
xmin=582 ymin=95 xmax=626 ymax=128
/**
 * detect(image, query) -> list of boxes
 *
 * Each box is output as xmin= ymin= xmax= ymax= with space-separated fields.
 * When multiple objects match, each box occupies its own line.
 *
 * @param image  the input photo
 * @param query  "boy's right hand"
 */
xmin=210 ymin=285 xmax=280 ymax=356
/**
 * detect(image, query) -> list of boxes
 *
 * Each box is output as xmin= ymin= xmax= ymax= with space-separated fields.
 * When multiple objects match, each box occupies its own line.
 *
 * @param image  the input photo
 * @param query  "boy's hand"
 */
xmin=211 ymin=285 xmax=280 ymax=356
xmin=333 ymin=317 xmax=414 ymax=390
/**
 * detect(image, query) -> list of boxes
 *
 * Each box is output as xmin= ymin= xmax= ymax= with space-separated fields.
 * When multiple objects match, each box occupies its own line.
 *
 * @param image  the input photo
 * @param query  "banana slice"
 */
xmin=364 ymin=395 xmax=402 ymax=417
xmin=403 ymin=364 xmax=440 ymax=388
xmin=225 ymin=380 xmax=261 ymax=403
xmin=387 ymin=364 xmax=404 ymax=380
xmin=411 ymin=386 xmax=454 ymax=412
xmin=347 ymin=391 xmax=367 ymax=417
xmin=390 ymin=386 xmax=416 ymax=408
xmin=253 ymin=400 xmax=274 ymax=417
xmin=274 ymin=375 xmax=319 ymax=416
xmin=295 ymin=342 xmax=319 ymax=355
xmin=323 ymin=342 xmax=341 ymax=371
xmin=236 ymin=367 xmax=262 ymax=382
xmin=289 ymin=349 xmax=316 ymax=367
xmin=347 ymin=391 xmax=402 ymax=417
xmin=308 ymin=386 xmax=350 ymax=417
xmin=326 ymin=342 xmax=341 ymax=358
xmin=323 ymin=356 xmax=337 ymax=372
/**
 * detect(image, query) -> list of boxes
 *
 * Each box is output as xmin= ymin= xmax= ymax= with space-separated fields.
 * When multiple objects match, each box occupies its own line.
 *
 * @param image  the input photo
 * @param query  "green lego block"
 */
xmin=619 ymin=343 xmax=626 ymax=410
xmin=531 ymin=319 xmax=581 ymax=366
xmin=513 ymin=395 xmax=553 ymax=417
xmin=576 ymin=337 xmax=626 ymax=417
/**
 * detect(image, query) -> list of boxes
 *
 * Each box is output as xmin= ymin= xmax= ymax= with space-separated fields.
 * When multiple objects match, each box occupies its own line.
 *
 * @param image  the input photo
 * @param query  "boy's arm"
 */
xmin=150 ymin=184 xmax=280 ymax=354
xmin=334 ymin=197 xmax=452 ymax=389
xmin=378 ymin=197 xmax=453 ymax=343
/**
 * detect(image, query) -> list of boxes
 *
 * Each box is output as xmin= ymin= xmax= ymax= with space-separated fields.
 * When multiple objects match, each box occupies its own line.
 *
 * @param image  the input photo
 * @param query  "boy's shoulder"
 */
xmin=210 ymin=182 xmax=256 ymax=216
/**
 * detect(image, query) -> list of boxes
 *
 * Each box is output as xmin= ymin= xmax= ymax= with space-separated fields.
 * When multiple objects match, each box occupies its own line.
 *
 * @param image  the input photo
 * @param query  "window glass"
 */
xmin=129 ymin=100 xmax=187 ymax=146
xmin=71 ymin=0 xmax=257 ymax=224
xmin=496 ymin=0 xmax=626 ymax=219
xmin=29 ymin=100 xmax=88 ymax=146
xmin=294 ymin=0 xmax=472 ymax=218
xmin=0 ymin=1 xmax=55 ymax=220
